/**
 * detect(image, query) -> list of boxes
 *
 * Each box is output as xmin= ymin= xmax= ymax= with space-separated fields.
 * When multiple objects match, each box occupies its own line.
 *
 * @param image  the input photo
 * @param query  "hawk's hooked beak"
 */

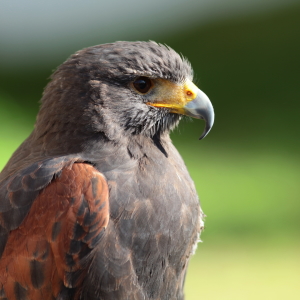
xmin=147 ymin=79 xmax=214 ymax=139
xmin=182 ymin=83 xmax=214 ymax=140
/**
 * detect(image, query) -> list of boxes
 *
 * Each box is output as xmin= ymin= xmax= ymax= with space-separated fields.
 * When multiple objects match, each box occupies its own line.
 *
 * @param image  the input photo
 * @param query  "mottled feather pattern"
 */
xmin=0 ymin=163 xmax=109 ymax=300
xmin=0 ymin=157 xmax=76 ymax=259
xmin=79 ymin=136 xmax=201 ymax=300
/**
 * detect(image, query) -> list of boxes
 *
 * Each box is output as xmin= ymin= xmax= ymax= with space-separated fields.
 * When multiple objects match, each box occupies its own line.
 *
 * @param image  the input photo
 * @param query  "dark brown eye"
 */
xmin=133 ymin=77 xmax=152 ymax=94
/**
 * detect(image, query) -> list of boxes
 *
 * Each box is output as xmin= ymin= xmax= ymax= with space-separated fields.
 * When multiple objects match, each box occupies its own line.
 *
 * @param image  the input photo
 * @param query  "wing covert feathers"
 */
xmin=0 ymin=163 xmax=109 ymax=300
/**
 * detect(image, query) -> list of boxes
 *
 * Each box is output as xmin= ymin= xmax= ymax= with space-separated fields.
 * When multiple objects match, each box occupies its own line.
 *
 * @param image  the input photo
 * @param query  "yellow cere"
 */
xmin=147 ymin=79 xmax=198 ymax=114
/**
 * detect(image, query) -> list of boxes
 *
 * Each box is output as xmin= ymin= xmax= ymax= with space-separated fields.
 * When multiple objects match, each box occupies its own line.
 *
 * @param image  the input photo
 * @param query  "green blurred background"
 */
xmin=0 ymin=1 xmax=299 ymax=299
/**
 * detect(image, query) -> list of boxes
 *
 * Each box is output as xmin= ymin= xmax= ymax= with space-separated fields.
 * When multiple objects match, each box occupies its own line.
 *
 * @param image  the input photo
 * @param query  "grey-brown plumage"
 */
xmin=0 ymin=41 xmax=214 ymax=300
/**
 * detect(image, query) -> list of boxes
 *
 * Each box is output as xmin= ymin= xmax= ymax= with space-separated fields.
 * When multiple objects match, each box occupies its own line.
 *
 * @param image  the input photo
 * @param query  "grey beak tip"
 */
xmin=199 ymin=125 xmax=212 ymax=140
xmin=199 ymin=132 xmax=207 ymax=140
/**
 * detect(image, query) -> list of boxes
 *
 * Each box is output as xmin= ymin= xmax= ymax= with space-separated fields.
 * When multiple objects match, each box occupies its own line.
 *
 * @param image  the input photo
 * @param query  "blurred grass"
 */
xmin=0 ymin=93 xmax=34 ymax=164
xmin=176 ymin=141 xmax=300 ymax=239
xmin=185 ymin=238 xmax=300 ymax=299
xmin=1 ymin=3 xmax=300 ymax=299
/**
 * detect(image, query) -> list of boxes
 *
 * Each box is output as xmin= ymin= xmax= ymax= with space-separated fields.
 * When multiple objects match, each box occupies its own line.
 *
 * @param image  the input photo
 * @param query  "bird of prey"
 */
xmin=0 ymin=41 xmax=214 ymax=300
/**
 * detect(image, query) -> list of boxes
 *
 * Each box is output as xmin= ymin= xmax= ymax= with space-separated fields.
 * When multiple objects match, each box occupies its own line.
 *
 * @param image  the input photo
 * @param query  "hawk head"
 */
xmin=35 ymin=41 xmax=214 ymax=150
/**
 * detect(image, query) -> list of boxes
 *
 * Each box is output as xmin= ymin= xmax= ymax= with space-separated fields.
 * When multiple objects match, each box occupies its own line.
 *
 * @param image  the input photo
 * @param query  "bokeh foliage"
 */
xmin=0 ymin=3 xmax=299 ymax=299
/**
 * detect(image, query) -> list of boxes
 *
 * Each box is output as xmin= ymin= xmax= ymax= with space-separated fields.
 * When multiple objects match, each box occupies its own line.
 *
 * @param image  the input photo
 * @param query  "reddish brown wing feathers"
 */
xmin=0 ymin=163 xmax=109 ymax=300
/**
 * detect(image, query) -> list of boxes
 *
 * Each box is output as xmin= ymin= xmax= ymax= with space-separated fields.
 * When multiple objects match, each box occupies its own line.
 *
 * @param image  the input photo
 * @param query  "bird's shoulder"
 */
xmin=0 ymin=158 xmax=109 ymax=299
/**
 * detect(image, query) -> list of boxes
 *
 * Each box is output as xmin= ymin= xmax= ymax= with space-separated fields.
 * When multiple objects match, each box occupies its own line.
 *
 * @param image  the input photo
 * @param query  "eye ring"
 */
xmin=132 ymin=77 xmax=153 ymax=94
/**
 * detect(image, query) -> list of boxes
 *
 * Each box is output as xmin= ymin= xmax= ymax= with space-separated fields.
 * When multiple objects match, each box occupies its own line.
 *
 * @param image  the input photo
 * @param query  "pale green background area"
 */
xmin=1 ymin=1 xmax=299 ymax=299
